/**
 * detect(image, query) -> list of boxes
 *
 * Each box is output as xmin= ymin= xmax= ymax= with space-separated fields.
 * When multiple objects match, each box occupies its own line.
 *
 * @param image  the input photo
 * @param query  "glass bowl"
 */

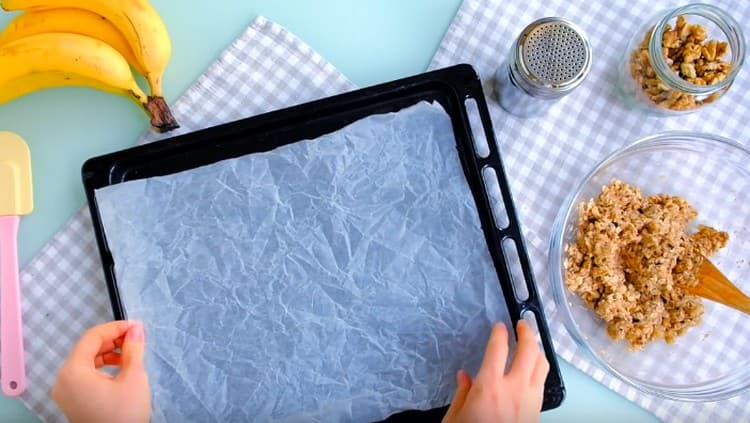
xmin=549 ymin=131 xmax=750 ymax=401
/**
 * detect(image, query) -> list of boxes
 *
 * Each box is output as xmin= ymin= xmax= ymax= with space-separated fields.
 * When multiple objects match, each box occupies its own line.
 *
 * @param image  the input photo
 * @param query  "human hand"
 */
xmin=442 ymin=321 xmax=549 ymax=423
xmin=51 ymin=320 xmax=151 ymax=423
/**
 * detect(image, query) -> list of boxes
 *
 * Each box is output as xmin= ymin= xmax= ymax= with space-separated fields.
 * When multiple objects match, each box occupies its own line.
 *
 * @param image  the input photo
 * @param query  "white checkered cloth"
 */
xmin=15 ymin=16 xmax=354 ymax=422
xmin=429 ymin=0 xmax=750 ymax=422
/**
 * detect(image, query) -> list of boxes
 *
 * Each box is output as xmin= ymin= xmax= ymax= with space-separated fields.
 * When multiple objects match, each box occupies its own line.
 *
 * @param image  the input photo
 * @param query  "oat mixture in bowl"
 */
xmin=564 ymin=180 xmax=728 ymax=351
xmin=550 ymin=132 xmax=750 ymax=401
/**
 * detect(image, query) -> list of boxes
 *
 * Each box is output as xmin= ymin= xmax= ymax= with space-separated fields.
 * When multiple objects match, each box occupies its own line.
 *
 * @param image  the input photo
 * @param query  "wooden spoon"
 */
xmin=687 ymin=258 xmax=750 ymax=315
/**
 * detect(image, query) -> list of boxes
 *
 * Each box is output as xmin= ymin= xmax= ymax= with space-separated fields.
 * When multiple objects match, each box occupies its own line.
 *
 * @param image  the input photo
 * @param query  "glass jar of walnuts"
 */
xmin=618 ymin=3 xmax=745 ymax=115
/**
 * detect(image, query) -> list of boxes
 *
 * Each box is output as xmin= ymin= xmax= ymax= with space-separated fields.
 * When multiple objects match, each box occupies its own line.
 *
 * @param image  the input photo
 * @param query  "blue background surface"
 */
xmin=0 ymin=1 xmax=656 ymax=421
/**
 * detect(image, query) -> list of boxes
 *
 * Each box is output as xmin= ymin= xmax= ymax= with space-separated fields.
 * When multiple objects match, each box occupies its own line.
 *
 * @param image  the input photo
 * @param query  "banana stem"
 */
xmin=144 ymin=96 xmax=179 ymax=133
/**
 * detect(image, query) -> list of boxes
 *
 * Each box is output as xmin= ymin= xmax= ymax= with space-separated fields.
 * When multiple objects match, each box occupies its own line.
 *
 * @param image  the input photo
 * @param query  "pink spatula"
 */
xmin=0 ymin=132 xmax=33 ymax=397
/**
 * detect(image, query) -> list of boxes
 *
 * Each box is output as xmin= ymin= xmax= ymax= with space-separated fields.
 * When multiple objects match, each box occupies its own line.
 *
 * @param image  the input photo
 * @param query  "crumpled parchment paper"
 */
xmin=95 ymin=101 xmax=511 ymax=422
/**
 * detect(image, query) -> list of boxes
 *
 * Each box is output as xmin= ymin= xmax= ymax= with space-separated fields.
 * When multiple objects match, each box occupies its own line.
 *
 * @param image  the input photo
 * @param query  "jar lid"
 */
xmin=512 ymin=17 xmax=592 ymax=98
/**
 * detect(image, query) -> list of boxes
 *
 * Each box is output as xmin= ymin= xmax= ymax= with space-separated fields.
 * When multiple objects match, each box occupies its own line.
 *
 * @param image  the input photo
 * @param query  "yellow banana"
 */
xmin=0 ymin=8 xmax=144 ymax=74
xmin=0 ymin=71 xmax=138 ymax=105
xmin=2 ymin=0 xmax=172 ymax=97
xmin=0 ymin=32 xmax=178 ymax=131
xmin=3 ymin=73 xmax=90 ymax=104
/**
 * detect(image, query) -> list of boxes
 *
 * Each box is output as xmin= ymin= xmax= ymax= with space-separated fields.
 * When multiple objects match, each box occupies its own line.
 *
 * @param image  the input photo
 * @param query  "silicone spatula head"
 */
xmin=0 ymin=132 xmax=33 ymax=216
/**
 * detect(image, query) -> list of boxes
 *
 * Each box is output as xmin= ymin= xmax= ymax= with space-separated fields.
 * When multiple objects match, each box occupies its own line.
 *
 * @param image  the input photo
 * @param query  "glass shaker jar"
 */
xmin=618 ymin=3 xmax=745 ymax=115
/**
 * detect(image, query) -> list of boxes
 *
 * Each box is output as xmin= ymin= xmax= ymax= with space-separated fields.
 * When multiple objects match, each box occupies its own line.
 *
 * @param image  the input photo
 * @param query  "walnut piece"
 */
xmin=681 ymin=62 xmax=697 ymax=79
xmin=628 ymin=15 xmax=733 ymax=111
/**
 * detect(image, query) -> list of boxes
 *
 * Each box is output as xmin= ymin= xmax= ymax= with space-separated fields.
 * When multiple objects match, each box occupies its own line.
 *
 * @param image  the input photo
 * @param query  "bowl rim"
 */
xmin=549 ymin=130 xmax=750 ymax=402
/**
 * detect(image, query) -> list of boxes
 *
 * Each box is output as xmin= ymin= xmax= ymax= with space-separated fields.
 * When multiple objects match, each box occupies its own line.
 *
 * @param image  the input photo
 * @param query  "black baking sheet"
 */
xmin=82 ymin=64 xmax=565 ymax=419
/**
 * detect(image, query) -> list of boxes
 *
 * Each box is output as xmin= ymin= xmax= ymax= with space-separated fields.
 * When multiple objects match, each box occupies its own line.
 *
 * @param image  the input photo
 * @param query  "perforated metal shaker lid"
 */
xmin=510 ymin=17 xmax=592 ymax=99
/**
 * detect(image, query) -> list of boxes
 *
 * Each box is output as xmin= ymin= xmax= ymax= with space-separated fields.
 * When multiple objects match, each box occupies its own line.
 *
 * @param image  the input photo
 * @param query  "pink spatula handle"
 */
xmin=0 ymin=216 xmax=25 ymax=396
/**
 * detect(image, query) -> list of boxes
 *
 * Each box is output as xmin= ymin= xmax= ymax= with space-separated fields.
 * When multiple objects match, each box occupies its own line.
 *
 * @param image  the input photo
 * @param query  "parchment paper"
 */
xmin=95 ymin=101 xmax=510 ymax=422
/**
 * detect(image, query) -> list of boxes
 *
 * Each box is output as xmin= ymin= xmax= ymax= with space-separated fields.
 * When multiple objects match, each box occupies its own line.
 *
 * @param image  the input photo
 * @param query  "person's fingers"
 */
xmin=508 ymin=320 xmax=541 ymax=382
xmin=108 ymin=335 xmax=124 ymax=350
xmin=455 ymin=369 xmax=472 ymax=402
xmin=520 ymin=353 xmax=550 ymax=421
xmin=442 ymin=370 xmax=472 ymax=422
xmin=69 ymin=321 xmax=131 ymax=365
xmin=95 ymin=351 xmax=122 ymax=368
xmin=530 ymin=351 xmax=550 ymax=390
xmin=475 ymin=323 xmax=509 ymax=383
xmin=94 ymin=335 xmax=126 ymax=357
xmin=118 ymin=321 xmax=147 ymax=382
xmin=530 ymin=351 xmax=550 ymax=409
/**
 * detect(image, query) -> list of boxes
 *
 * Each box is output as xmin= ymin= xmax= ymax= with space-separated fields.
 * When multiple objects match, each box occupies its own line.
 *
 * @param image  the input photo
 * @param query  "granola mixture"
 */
xmin=629 ymin=15 xmax=732 ymax=111
xmin=564 ymin=180 xmax=728 ymax=350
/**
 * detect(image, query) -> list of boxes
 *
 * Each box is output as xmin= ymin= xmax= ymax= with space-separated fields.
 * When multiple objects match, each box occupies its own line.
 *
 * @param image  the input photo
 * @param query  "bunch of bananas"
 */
xmin=0 ymin=0 xmax=179 ymax=132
